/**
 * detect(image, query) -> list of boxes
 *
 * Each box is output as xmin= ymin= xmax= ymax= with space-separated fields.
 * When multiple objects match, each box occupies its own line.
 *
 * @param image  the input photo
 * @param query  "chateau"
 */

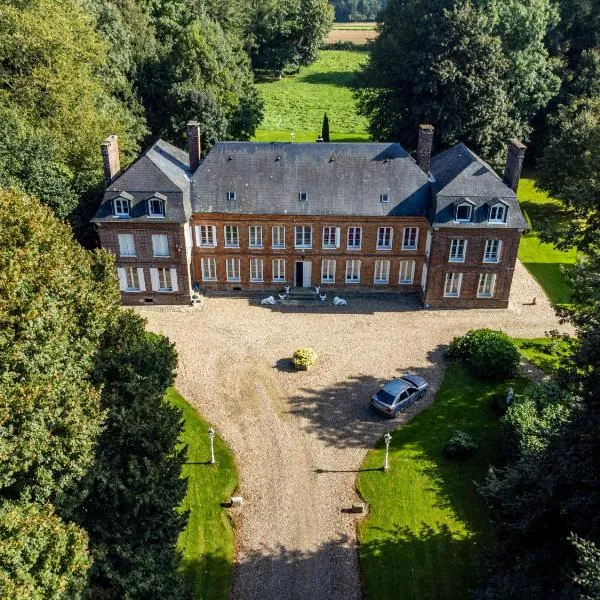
xmin=92 ymin=123 xmax=527 ymax=308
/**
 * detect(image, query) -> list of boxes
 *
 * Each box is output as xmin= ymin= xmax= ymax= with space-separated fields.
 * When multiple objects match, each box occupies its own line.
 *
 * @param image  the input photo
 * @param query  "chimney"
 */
xmin=187 ymin=120 xmax=201 ymax=172
xmin=503 ymin=139 xmax=526 ymax=193
xmin=101 ymin=135 xmax=121 ymax=185
xmin=417 ymin=124 xmax=434 ymax=173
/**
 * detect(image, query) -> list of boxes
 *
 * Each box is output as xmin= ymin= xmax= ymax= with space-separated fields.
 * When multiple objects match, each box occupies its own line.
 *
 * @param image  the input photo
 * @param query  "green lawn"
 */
xmin=254 ymin=50 xmax=370 ymax=143
xmin=517 ymin=175 xmax=576 ymax=305
xmin=514 ymin=337 xmax=571 ymax=374
xmin=357 ymin=364 xmax=530 ymax=600
xmin=166 ymin=389 xmax=238 ymax=600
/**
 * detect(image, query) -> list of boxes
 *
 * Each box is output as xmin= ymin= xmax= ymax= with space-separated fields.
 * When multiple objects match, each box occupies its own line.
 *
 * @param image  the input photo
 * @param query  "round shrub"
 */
xmin=292 ymin=347 xmax=317 ymax=371
xmin=446 ymin=328 xmax=520 ymax=380
xmin=444 ymin=430 xmax=478 ymax=459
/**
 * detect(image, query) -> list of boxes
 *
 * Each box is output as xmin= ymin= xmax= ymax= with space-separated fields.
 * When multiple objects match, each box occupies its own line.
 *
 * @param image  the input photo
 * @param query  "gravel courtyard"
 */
xmin=140 ymin=261 xmax=570 ymax=600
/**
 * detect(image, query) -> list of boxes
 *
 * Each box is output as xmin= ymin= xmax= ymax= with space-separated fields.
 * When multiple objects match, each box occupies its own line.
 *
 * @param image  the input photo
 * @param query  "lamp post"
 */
xmin=383 ymin=432 xmax=392 ymax=472
xmin=208 ymin=427 xmax=215 ymax=465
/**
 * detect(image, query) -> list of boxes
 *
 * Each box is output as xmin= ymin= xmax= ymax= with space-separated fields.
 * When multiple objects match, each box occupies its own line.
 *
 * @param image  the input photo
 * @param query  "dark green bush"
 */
xmin=444 ymin=430 xmax=478 ymax=459
xmin=446 ymin=328 xmax=521 ymax=380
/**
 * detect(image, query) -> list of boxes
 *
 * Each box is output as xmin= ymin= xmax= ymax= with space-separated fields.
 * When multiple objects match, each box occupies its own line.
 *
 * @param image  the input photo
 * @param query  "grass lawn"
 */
xmin=254 ymin=50 xmax=370 ymax=143
xmin=166 ymin=389 xmax=238 ymax=600
xmin=515 ymin=337 xmax=571 ymax=374
xmin=517 ymin=175 xmax=576 ymax=305
xmin=357 ymin=363 xmax=530 ymax=600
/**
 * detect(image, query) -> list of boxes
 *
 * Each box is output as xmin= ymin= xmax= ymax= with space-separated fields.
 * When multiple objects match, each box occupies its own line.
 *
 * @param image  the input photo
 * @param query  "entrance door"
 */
xmin=295 ymin=261 xmax=303 ymax=287
xmin=302 ymin=261 xmax=312 ymax=288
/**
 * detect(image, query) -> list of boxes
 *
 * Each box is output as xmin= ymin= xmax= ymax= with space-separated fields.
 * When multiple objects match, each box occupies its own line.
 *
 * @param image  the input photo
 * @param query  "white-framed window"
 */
xmin=197 ymin=225 xmax=216 ymax=247
xmin=157 ymin=267 xmax=172 ymax=291
xmin=374 ymin=260 xmax=390 ymax=284
xmin=489 ymin=203 xmax=507 ymax=223
xmin=148 ymin=197 xmax=165 ymax=217
xmin=272 ymin=226 xmax=286 ymax=249
xmin=272 ymin=259 xmax=285 ymax=282
xmin=227 ymin=191 xmax=236 ymax=201
xmin=226 ymin=258 xmax=241 ymax=282
xmin=250 ymin=258 xmax=264 ymax=282
xmin=377 ymin=227 xmax=393 ymax=250
xmin=449 ymin=239 xmax=467 ymax=263
xmin=477 ymin=273 xmax=497 ymax=298
xmin=125 ymin=267 xmax=140 ymax=291
xmin=249 ymin=226 xmax=263 ymax=248
xmin=345 ymin=259 xmax=361 ymax=283
xmin=322 ymin=226 xmax=340 ymax=249
xmin=483 ymin=239 xmax=502 ymax=263
xmin=398 ymin=260 xmax=415 ymax=284
xmin=299 ymin=192 xmax=308 ymax=202
xmin=201 ymin=257 xmax=217 ymax=281
xmin=380 ymin=193 xmax=389 ymax=204
xmin=347 ymin=227 xmax=362 ymax=250
xmin=113 ymin=197 xmax=130 ymax=217
xmin=444 ymin=272 xmax=463 ymax=297
xmin=321 ymin=259 xmax=336 ymax=283
xmin=118 ymin=234 xmax=136 ymax=257
xmin=455 ymin=202 xmax=473 ymax=222
xmin=402 ymin=227 xmax=419 ymax=250
xmin=224 ymin=225 xmax=239 ymax=248
xmin=295 ymin=226 xmax=312 ymax=248
xmin=152 ymin=234 xmax=169 ymax=257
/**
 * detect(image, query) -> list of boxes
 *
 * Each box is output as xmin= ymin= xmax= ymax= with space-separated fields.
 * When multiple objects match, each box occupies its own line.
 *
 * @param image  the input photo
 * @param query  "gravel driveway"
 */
xmin=139 ymin=261 xmax=569 ymax=600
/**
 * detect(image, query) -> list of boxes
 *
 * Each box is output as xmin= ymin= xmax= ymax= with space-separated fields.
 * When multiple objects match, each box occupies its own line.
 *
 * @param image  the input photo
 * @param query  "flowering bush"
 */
xmin=292 ymin=347 xmax=317 ymax=371
xmin=444 ymin=430 xmax=478 ymax=459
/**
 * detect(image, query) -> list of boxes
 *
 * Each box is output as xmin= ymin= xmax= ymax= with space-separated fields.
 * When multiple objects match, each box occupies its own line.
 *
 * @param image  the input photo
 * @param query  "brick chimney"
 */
xmin=503 ymin=139 xmax=526 ymax=193
xmin=187 ymin=120 xmax=201 ymax=172
xmin=417 ymin=124 xmax=434 ymax=173
xmin=101 ymin=135 xmax=121 ymax=185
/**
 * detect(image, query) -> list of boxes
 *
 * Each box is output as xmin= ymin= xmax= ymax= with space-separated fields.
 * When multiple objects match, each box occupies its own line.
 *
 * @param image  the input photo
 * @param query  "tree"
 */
xmin=330 ymin=0 xmax=386 ymax=21
xmin=322 ymin=113 xmax=331 ymax=142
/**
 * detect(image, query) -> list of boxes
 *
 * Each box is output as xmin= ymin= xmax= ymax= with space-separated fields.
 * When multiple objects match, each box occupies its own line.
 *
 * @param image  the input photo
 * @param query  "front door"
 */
xmin=302 ymin=261 xmax=312 ymax=288
xmin=295 ymin=261 xmax=303 ymax=287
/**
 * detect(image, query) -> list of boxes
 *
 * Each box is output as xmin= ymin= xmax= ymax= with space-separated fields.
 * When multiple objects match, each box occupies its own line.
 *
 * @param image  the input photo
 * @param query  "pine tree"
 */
xmin=322 ymin=113 xmax=330 ymax=142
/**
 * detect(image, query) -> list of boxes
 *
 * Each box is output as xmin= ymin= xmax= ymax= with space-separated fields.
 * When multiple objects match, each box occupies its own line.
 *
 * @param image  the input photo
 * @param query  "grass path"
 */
xmin=166 ymin=389 xmax=238 ymax=600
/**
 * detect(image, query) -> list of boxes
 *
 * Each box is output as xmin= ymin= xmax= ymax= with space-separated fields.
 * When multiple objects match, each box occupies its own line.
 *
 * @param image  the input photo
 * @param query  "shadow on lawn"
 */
xmin=520 ymin=261 xmax=572 ymax=305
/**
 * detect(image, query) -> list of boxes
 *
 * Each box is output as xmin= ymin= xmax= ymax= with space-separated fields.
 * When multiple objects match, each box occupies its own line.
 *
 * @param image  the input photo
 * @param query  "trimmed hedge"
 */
xmin=292 ymin=347 xmax=317 ymax=370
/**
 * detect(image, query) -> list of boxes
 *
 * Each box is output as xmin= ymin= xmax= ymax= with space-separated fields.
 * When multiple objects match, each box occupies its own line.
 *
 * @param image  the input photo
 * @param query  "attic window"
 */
xmin=113 ymin=197 xmax=130 ymax=218
xmin=148 ymin=198 xmax=165 ymax=218
xmin=455 ymin=203 xmax=473 ymax=222
xmin=227 ymin=191 xmax=236 ymax=201
xmin=380 ymin=193 xmax=389 ymax=203
xmin=489 ymin=203 xmax=507 ymax=223
xmin=299 ymin=192 xmax=308 ymax=202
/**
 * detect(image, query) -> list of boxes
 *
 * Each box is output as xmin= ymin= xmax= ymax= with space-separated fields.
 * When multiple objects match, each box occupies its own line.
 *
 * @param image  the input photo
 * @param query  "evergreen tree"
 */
xmin=322 ymin=113 xmax=331 ymax=142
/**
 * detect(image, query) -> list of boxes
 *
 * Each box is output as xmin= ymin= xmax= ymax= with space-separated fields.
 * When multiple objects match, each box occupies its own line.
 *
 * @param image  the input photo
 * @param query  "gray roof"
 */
xmin=191 ymin=142 xmax=431 ymax=217
xmin=429 ymin=143 xmax=527 ymax=229
xmin=93 ymin=139 xmax=191 ymax=224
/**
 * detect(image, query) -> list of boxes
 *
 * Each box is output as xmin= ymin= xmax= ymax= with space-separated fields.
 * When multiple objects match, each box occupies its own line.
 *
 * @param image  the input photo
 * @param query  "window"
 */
xmin=402 ymin=227 xmax=419 ymax=250
xmin=201 ymin=257 xmax=217 ymax=281
xmin=227 ymin=191 xmax=236 ymax=201
xmin=489 ymin=203 xmax=507 ymax=223
xmin=224 ymin=225 xmax=239 ymax=248
xmin=113 ymin=197 xmax=130 ymax=217
xmin=148 ymin=197 xmax=165 ymax=217
xmin=347 ymin=227 xmax=362 ymax=250
xmin=398 ymin=260 xmax=415 ymax=284
xmin=322 ymin=226 xmax=340 ymax=249
xmin=118 ymin=234 xmax=135 ymax=257
xmin=455 ymin=203 xmax=473 ymax=222
xmin=444 ymin=272 xmax=463 ymax=297
xmin=321 ymin=259 xmax=336 ymax=283
xmin=250 ymin=258 xmax=264 ymax=282
xmin=483 ymin=239 xmax=502 ymax=263
xmin=249 ymin=226 xmax=263 ymax=248
xmin=477 ymin=273 xmax=497 ymax=298
xmin=449 ymin=239 xmax=467 ymax=262
xmin=295 ymin=226 xmax=312 ymax=248
xmin=345 ymin=259 xmax=361 ymax=283
xmin=374 ymin=260 xmax=390 ymax=284
xmin=157 ymin=267 xmax=172 ymax=291
xmin=377 ymin=227 xmax=393 ymax=250
xmin=380 ymin=193 xmax=389 ymax=203
xmin=197 ymin=225 xmax=216 ymax=247
xmin=226 ymin=258 xmax=241 ymax=282
xmin=272 ymin=259 xmax=285 ymax=282
xmin=299 ymin=192 xmax=308 ymax=202
xmin=272 ymin=226 xmax=286 ymax=249
xmin=152 ymin=234 xmax=169 ymax=257
xmin=125 ymin=267 xmax=139 ymax=291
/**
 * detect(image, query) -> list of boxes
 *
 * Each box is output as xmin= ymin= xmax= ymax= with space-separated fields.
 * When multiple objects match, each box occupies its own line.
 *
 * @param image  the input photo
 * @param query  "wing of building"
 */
xmin=92 ymin=124 xmax=527 ymax=308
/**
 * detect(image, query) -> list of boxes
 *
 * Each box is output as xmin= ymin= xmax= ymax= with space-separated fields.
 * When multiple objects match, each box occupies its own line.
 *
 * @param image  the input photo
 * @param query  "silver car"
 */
xmin=370 ymin=374 xmax=428 ymax=417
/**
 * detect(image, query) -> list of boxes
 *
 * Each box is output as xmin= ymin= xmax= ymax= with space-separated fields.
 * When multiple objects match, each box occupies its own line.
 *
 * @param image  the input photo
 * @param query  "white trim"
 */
xmin=483 ymin=239 xmax=502 ymax=263
xmin=152 ymin=234 xmax=169 ymax=257
xmin=449 ymin=238 xmax=467 ymax=263
xmin=170 ymin=268 xmax=179 ymax=292
xmin=322 ymin=226 xmax=338 ymax=249
xmin=347 ymin=226 xmax=362 ymax=250
xmin=374 ymin=259 xmax=390 ymax=284
xmin=321 ymin=259 xmax=336 ymax=283
xmin=249 ymin=226 xmax=263 ymax=248
xmin=226 ymin=258 xmax=241 ymax=282
xmin=402 ymin=227 xmax=419 ymax=250
xmin=443 ymin=272 xmax=463 ymax=297
xmin=272 ymin=258 xmax=285 ymax=282
xmin=250 ymin=258 xmax=264 ymax=282
xmin=376 ymin=227 xmax=393 ymax=250
xmin=294 ymin=226 xmax=312 ymax=249
xmin=118 ymin=233 xmax=136 ymax=257
xmin=398 ymin=260 xmax=415 ymax=284
xmin=117 ymin=267 xmax=127 ymax=291
xmin=224 ymin=225 xmax=239 ymax=248
xmin=201 ymin=257 xmax=217 ymax=281
xmin=345 ymin=259 xmax=361 ymax=283
xmin=137 ymin=268 xmax=146 ymax=292
xmin=150 ymin=268 xmax=159 ymax=292
xmin=272 ymin=226 xmax=286 ymax=249
xmin=477 ymin=273 xmax=496 ymax=298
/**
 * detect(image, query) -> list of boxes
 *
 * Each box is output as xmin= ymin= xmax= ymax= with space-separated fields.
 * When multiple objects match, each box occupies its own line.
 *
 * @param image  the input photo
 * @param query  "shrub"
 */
xmin=523 ymin=209 xmax=533 ymax=233
xmin=292 ymin=347 xmax=317 ymax=370
xmin=444 ymin=430 xmax=478 ymax=458
xmin=446 ymin=328 xmax=521 ymax=380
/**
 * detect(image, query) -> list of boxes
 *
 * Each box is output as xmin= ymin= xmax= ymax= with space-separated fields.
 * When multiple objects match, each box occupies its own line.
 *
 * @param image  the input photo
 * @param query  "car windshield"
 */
xmin=375 ymin=389 xmax=397 ymax=405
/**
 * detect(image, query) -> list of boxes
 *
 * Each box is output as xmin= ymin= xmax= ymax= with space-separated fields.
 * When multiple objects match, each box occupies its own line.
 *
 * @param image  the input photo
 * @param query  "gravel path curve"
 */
xmin=139 ymin=261 xmax=570 ymax=600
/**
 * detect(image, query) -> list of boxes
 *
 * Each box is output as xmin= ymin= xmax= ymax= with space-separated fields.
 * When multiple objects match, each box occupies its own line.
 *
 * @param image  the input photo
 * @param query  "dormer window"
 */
xmin=113 ymin=197 xmax=130 ymax=217
xmin=380 ymin=193 xmax=389 ymax=203
xmin=227 ymin=191 xmax=236 ymax=201
xmin=489 ymin=202 xmax=507 ymax=223
xmin=299 ymin=192 xmax=308 ymax=202
xmin=148 ymin=197 xmax=165 ymax=218
xmin=455 ymin=202 xmax=474 ymax=222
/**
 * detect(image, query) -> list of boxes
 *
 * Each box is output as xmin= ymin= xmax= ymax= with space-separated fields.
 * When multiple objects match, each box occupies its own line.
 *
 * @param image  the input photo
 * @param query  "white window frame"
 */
xmin=402 ymin=227 xmax=419 ymax=250
xmin=157 ymin=267 xmax=173 ymax=291
xmin=224 ymin=225 xmax=240 ymax=248
xmin=201 ymin=257 xmax=217 ymax=281
xmin=272 ymin=259 xmax=286 ymax=282
xmin=113 ymin=197 xmax=130 ymax=217
xmin=398 ymin=260 xmax=415 ymax=284
xmin=449 ymin=239 xmax=467 ymax=263
xmin=444 ymin=272 xmax=463 ymax=297
xmin=455 ymin=203 xmax=473 ymax=222
xmin=249 ymin=226 xmax=263 ymax=248
xmin=345 ymin=259 xmax=361 ymax=283
xmin=374 ymin=260 xmax=390 ymax=284
xmin=148 ymin=198 xmax=165 ymax=218
xmin=321 ymin=259 xmax=336 ymax=284
xmin=377 ymin=227 xmax=393 ymax=250
xmin=125 ymin=267 xmax=140 ymax=291
xmin=322 ymin=226 xmax=340 ymax=250
xmin=272 ymin=226 xmax=286 ymax=249
xmin=380 ymin=193 xmax=389 ymax=204
xmin=299 ymin=192 xmax=308 ymax=202
xmin=227 ymin=191 xmax=236 ymax=201
xmin=226 ymin=258 xmax=241 ymax=282
xmin=489 ymin=203 xmax=507 ymax=223
xmin=118 ymin=234 xmax=136 ymax=257
xmin=347 ymin=227 xmax=362 ymax=250
xmin=295 ymin=226 xmax=312 ymax=249
xmin=197 ymin=225 xmax=217 ymax=247
xmin=250 ymin=258 xmax=264 ymax=282
xmin=483 ymin=239 xmax=502 ymax=263
xmin=151 ymin=234 xmax=169 ymax=257
xmin=477 ymin=273 xmax=497 ymax=298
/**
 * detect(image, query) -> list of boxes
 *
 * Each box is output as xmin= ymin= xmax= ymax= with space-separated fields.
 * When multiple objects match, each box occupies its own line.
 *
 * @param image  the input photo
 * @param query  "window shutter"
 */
xmin=150 ymin=268 xmax=159 ymax=291
xmin=170 ymin=268 xmax=179 ymax=292
xmin=117 ymin=268 xmax=127 ymax=291
xmin=137 ymin=268 xmax=146 ymax=291
xmin=195 ymin=225 xmax=202 ymax=246
xmin=335 ymin=227 xmax=341 ymax=248
xmin=211 ymin=225 xmax=217 ymax=246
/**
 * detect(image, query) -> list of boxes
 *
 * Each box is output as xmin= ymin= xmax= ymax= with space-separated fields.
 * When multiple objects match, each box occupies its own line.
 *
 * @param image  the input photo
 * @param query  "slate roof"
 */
xmin=190 ymin=142 xmax=431 ymax=217
xmin=93 ymin=140 xmax=191 ymax=224
xmin=429 ymin=143 xmax=527 ymax=229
